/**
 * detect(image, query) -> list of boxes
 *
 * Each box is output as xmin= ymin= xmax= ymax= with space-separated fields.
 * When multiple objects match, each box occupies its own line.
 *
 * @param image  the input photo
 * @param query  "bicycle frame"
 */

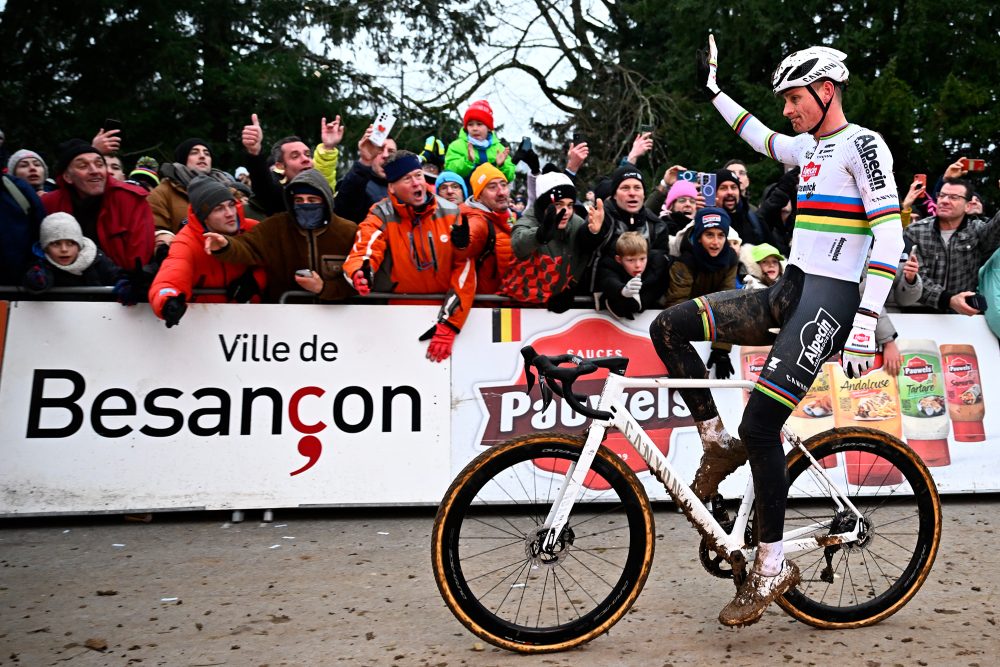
xmin=538 ymin=373 xmax=866 ymax=560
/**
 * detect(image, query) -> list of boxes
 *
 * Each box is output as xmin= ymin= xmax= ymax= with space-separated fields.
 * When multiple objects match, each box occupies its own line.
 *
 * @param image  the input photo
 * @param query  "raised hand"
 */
xmin=91 ymin=128 xmax=121 ymax=155
xmin=321 ymin=115 xmax=344 ymax=149
xmin=242 ymin=113 xmax=263 ymax=156
xmin=567 ymin=142 xmax=589 ymax=173
xmin=587 ymin=198 xmax=605 ymax=233
xmin=203 ymin=231 xmax=229 ymax=254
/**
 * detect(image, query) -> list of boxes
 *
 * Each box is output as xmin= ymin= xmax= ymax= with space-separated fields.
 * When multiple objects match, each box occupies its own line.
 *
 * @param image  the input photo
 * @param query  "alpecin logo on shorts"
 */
xmin=797 ymin=308 xmax=841 ymax=374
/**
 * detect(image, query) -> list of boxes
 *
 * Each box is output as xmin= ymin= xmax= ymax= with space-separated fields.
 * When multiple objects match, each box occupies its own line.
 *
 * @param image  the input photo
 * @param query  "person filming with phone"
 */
xmin=904 ymin=175 xmax=1000 ymax=315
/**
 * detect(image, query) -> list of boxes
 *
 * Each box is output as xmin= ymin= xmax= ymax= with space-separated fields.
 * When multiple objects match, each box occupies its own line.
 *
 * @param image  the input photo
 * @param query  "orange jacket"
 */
xmin=461 ymin=200 xmax=515 ymax=294
xmin=344 ymin=193 xmax=475 ymax=330
xmin=148 ymin=202 xmax=266 ymax=318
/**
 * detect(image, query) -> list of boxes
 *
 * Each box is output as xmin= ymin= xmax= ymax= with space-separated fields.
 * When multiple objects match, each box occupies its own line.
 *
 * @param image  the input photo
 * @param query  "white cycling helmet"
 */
xmin=771 ymin=46 xmax=849 ymax=95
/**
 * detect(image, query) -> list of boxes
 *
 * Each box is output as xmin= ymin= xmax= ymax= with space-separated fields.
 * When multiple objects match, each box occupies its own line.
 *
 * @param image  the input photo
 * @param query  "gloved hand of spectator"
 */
xmin=842 ymin=310 xmax=878 ymax=378
xmin=696 ymin=34 xmax=722 ymax=99
xmin=535 ymin=204 xmax=563 ymax=244
xmin=621 ymin=276 xmax=643 ymax=298
xmin=451 ymin=214 xmax=470 ymax=250
xmin=707 ymin=348 xmax=734 ymax=380
xmin=125 ymin=259 xmax=154 ymax=302
xmin=154 ymin=243 xmax=170 ymax=264
xmin=23 ymin=264 xmax=52 ymax=293
xmin=512 ymin=142 xmax=540 ymax=174
xmin=162 ymin=294 xmax=187 ymax=328
xmin=112 ymin=277 xmax=136 ymax=306
xmin=226 ymin=267 xmax=261 ymax=303
xmin=546 ymin=288 xmax=576 ymax=314
xmin=419 ymin=322 xmax=458 ymax=362
xmin=351 ymin=258 xmax=373 ymax=296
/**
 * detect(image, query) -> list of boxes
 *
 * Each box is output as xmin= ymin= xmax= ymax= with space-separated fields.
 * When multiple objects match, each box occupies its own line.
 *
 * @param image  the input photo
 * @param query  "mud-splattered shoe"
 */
xmin=718 ymin=560 xmax=800 ymax=627
xmin=691 ymin=438 xmax=748 ymax=500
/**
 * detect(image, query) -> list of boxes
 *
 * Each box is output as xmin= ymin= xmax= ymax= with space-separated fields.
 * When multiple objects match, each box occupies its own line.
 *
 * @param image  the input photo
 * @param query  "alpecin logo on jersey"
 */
xmin=854 ymin=134 xmax=887 ymax=191
xmin=797 ymin=308 xmax=842 ymax=374
xmin=830 ymin=237 xmax=847 ymax=262
xmin=801 ymin=161 xmax=821 ymax=182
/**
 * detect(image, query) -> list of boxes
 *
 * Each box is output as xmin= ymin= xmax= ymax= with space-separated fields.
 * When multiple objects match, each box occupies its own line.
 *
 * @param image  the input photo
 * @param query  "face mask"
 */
xmin=294 ymin=203 xmax=326 ymax=230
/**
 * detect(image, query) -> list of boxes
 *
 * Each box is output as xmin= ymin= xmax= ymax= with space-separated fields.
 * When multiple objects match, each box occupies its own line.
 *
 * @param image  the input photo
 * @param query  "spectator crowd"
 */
xmin=2 ymin=99 xmax=999 ymax=365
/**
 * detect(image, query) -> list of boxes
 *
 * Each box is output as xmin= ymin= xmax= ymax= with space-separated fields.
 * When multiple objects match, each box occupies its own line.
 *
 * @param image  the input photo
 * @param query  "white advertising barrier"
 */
xmin=0 ymin=301 xmax=452 ymax=515
xmin=452 ymin=308 xmax=1000 ymax=500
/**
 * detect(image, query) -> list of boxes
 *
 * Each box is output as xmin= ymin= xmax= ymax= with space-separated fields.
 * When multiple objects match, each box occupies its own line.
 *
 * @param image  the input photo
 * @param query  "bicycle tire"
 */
xmin=432 ymin=432 xmax=655 ymax=653
xmin=777 ymin=426 xmax=941 ymax=628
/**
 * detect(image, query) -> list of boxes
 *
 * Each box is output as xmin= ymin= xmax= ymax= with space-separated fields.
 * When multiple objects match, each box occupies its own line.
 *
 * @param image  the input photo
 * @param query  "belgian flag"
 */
xmin=491 ymin=308 xmax=521 ymax=343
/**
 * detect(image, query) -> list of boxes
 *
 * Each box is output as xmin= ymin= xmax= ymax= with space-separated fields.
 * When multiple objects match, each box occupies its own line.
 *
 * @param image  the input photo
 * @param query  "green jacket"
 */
xmin=444 ymin=129 xmax=516 ymax=182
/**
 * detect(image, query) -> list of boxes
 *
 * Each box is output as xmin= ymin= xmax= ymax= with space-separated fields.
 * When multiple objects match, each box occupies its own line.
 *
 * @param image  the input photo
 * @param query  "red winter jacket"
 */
xmin=41 ymin=175 xmax=154 ymax=270
xmin=148 ymin=202 xmax=266 ymax=319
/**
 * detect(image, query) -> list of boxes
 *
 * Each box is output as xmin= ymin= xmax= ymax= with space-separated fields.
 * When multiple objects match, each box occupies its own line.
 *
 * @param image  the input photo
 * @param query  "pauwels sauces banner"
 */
xmin=0 ymin=301 xmax=452 ymax=514
xmin=453 ymin=310 xmax=1000 ymax=500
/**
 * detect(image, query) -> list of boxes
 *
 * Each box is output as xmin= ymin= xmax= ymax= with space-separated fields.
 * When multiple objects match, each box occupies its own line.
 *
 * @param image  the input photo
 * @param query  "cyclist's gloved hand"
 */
xmin=696 ymin=33 xmax=722 ymax=100
xmin=162 ymin=294 xmax=187 ymax=328
xmin=842 ymin=310 xmax=878 ymax=378
xmin=707 ymin=347 xmax=734 ymax=380
xmin=621 ymin=276 xmax=643 ymax=298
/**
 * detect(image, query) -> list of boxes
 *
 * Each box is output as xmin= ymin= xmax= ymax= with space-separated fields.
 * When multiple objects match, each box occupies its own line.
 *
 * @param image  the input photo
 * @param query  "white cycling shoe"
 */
xmin=719 ymin=560 xmax=800 ymax=627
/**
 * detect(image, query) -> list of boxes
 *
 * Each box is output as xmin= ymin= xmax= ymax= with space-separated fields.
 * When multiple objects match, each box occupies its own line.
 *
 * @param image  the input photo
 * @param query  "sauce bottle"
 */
xmin=939 ymin=344 xmax=986 ymax=442
xmin=830 ymin=363 xmax=904 ymax=486
xmin=896 ymin=339 xmax=951 ymax=466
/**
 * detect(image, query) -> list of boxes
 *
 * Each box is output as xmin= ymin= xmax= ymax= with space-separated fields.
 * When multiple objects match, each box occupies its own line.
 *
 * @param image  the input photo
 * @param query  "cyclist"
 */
xmin=650 ymin=35 xmax=904 ymax=627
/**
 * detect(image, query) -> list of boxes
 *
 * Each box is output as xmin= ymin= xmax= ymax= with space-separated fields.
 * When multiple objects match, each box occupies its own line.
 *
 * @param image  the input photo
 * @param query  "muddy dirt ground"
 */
xmin=1 ymin=496 xmax=997 ymax=666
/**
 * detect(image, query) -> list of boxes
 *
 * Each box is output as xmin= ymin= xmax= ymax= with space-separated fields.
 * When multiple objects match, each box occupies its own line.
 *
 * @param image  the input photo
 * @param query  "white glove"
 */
xmin=842 ymin=310 xmax=878 ymax=379
xmin=621 ymin=276 xmax=643 ymax=298
xmin=705 ymin=34 xmax=721 ymax=96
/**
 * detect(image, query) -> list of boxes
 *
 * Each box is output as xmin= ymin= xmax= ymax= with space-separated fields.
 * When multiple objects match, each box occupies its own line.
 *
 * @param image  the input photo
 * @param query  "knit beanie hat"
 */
xmin=384 ymin=152 xmax=423 ymax=183
xmin=7 ymin=149 xmax=48 ymax=179
xmin=174 ymin=138 xmax=212 ymax=165
xmin=54 ymin=139 xmax=101 ymax=176
xmin=435 ymin=171 xmax=469 ymax=199
xmin=129 ymin=165 xmax=160 ymax=187
xmin=664 ymin=179 xmax=698 ymax=210
xmin=692 ymin=207 xmax=731 ymax=239
xmin=611 ymin=165 xmax=644 ymax=193
xmin=188 ymin=175 xmax=234 ymax=222
xmin=714 ymin=168 xmax=740 ymax=188
xmin=470 ymin=163 xmax=507 ymax=200
xmin=463 ymin=100 xmax=495 ymax=131
xmin=533 ymin=172 xmax=578 ymax=220
xmin=40 ymin=212 xmax=86 ymax=248
xmin=750 ymin=243 xmax=786 ymax=263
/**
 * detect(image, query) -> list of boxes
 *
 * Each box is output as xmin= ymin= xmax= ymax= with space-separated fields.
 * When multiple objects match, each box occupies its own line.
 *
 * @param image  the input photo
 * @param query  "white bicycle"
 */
xmin=432 ymin=347 xmax=942 ymax=653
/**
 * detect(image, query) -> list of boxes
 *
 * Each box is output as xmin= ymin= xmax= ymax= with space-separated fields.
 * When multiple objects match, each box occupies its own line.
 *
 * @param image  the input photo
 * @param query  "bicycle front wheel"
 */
xmin=778 ymin=427 xmax=942 ymax=628
xmin=431 ymin=432 xmax=654 ymax=653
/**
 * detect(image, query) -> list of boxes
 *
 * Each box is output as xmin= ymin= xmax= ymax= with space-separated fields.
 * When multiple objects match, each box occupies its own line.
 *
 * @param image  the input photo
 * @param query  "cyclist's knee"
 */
xmin=649 ymin=300 xmax=699 ymax=349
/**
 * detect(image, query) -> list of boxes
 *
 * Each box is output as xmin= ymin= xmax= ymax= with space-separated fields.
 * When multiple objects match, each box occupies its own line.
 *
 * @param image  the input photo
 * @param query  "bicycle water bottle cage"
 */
xmin=519 ymin=345 xmax=628 ymax=420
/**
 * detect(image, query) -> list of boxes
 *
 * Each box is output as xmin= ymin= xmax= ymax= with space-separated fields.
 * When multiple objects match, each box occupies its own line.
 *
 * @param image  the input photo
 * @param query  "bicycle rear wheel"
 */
xmin=778 ymin=427 xmax=941 ymax=628
xmin=432 ymin=432 xmax=654 ymax=653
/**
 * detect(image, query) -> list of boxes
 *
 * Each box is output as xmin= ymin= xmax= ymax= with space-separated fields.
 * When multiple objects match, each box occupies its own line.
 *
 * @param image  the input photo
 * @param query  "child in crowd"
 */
xmin=741 ymin=242 xmax=785 ymax=289
xmin=23 ymin=212 xmax=129 ymax=296
xmin=597 ymin=230 xmax=670 ymax=320
xmin=444 ymin=100 xmax=516 ymax=183
xmin=435 ymin=171 xmax=469 ymax=205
